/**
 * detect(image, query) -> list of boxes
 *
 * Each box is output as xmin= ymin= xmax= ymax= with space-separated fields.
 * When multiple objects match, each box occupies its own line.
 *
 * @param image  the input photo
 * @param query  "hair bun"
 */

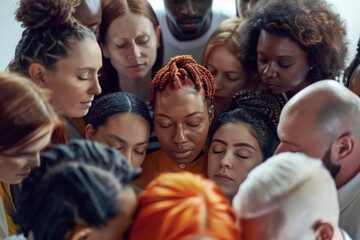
xmin=16 ymin=0 xmax=81 ymax=29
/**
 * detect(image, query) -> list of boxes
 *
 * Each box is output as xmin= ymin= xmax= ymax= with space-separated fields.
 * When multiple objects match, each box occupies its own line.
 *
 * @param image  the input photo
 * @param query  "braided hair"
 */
xmin=209 ymin=90 xmax=285 ymax=160
xmin=8 ymin=0 xmax=96 ymax=76
xmin=87 ymin=92 xmax=153 ymax=133
xmin=15 ymin=139 xmax=140 ymax=240
xmin=150 ymin=55 xmax=215 ymax=105
xmin=344 ymin=37 xmax=360 ymax=87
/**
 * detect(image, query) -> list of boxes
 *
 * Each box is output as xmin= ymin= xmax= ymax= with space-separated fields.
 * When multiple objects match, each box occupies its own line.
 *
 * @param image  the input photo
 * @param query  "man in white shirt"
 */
xmin=276 ymin=80 xmax=360 ymax=239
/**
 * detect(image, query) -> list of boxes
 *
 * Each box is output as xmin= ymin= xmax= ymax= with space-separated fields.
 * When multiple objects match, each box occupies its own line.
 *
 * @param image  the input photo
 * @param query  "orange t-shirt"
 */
xmin=133 ymin=149 xmax=208 ymax=189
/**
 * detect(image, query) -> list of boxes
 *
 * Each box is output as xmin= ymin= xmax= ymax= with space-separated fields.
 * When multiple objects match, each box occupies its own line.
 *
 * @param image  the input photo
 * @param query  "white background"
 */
xmin=1 ymin=0 xmax=359 ymax=72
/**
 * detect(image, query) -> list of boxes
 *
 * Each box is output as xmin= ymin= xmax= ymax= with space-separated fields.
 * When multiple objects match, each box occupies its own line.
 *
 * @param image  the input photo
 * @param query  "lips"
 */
xmin=127 ymin=63 xmax=146 ymax=69
xmin=80 ymin=100 xmax=93 ymax=108
xmin=262 ymin=81 xmax=279 ymax=89
xmin=214 ymin=173 xmax=234 ymax=182
xmin=18 ymin=172 xmax=30 ymax=178
xmin=171 ymin=149 xmax=193 ymax=159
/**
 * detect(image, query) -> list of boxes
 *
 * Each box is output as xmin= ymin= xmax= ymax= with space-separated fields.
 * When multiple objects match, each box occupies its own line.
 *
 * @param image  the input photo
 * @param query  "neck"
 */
xmin=286 ymin=81 xmax=311 ymax=99
xmin=335 ymin=158 xmax=360 ymax=189
xmin=118 ymin=72 xmax=151 ymax=102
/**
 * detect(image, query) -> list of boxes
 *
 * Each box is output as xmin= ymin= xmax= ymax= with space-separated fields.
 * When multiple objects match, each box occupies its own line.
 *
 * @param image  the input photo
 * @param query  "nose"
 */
xmin=263 ymin=62 xmax=277 ymax=78
xmin=182 ymin=0 xmax=198 ymax=16
xmin=28 ymin=153 xmax=41 ymax=169
xmin=214 ymin=75 xmax=224 ymax=92
xmin=89 ymin=76 xmax=102 ymax=95
xmin=219 ymin=151 xmax=233 ymax=169
xmin=127 ymin=43 xmax=142 ymax=61
xmin=274 ymin=142 xmax=287 ymax=155
xmin=174 ymin=124 xmax=188 ymax=144
xmin=121 ymin=149 xmax=133 ymax=167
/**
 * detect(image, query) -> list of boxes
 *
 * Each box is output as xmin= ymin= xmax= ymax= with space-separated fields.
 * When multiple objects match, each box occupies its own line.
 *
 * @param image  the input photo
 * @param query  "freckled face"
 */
xmin=208 ymin=122 xmax=262 ymax=200
xmin=257 ymin=30 xmax=310 ymax=97
xmin=154 ymin=88 xmax=211 ymax=164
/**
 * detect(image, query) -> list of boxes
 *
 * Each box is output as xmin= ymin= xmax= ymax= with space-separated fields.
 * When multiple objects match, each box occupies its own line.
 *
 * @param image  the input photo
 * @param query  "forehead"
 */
xmin=154 ymin=88 xmax=207 ymax=116
xmin=164 ymin=0 xmax=213 ymax=9
xmin=104 ymin=113 xmax=149 ymax=132
xmin=107 ymin=13 xmax=155 ymax=37
xmin=214 ymin=122 xmax=257 ymax=143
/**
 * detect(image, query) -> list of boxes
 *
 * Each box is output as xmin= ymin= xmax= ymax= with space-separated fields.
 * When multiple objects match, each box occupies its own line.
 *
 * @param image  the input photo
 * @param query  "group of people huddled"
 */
xmin=1 ymin=0 xmax=360 ymax=239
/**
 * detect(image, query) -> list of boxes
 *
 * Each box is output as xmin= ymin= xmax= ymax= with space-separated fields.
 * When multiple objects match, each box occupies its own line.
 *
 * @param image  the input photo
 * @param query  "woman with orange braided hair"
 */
xmin=130 ymin=172 xmax=240 ymax=240
xmin=133 ymin=55 xmax=214 ymax=189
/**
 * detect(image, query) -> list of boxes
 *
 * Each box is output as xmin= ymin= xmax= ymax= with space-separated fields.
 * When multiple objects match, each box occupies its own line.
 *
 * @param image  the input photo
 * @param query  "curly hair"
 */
xmin=8 ymin=0 xmax=96 ymax=76
xmin=15 ymin=139 xmax=140 ymax=240
xmin=344 ymin=36 xmax=360 ymax=87
xmin=150 ymin=55 xmax=215 ymax=105
xmin=129 ymin=171 xmax=240 ymax=240
xmin=238 ymin=0 xmax=347 ymax=83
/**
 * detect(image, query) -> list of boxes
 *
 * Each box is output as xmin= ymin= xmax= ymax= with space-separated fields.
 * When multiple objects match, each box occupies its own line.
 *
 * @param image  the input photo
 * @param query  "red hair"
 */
xmin=150 ymin=55 xmax=215 ymax=105
xmin=129 ymin=172 xmax=241 ymax=240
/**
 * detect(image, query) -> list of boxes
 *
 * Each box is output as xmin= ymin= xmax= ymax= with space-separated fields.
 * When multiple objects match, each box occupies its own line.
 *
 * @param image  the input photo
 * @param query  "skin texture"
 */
xmin=348 ymin=64 xmax=360 ymax=97
xmin=207 ymin=46 xmax=248 ymax=115
xmin=0 ymin=124 xmax=53 ymax=184
xmin=42 ymin=39 xmax=102 ymax=118
xmin=275 ymin=80 xmax=360 ymax=188
xmin=86 ymin=113 xmax=150 ymax=169
xmin=73 ymin=0 xmax=102 ymax=39
xmin=207 ymin=122 xmax=262 ymax=201
xmin=154 ymin=88 xmax=211 ymax=164
xmin=102 ymin=13 xmax=161 ymax=81
xmin=257 ymin=30 xmax=311 ymax=98
xmin=164 ymin=0 xmax=213 ymax=40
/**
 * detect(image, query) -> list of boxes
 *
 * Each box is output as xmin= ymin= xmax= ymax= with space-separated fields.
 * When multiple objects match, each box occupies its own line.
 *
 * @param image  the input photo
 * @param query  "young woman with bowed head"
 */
xmin=8 ymin=0 xmax=103 ymax=144
xmin=207 ymin=90 xmax=285 ymax=201
xmin=130 ymin=172 xmax=241 ymax=240
xmin=133 ymin=55 xmax=215 ymax=189
xmin=238 ymin=0 xmax=347 ymax=100
xmin=99 ymin=0 xmax=163 ymax=102
xmin=202 ymin=17 xmax=259 ymax=119
xmin=85 ymin=92 xmax=152 ymax=169
xmin=0 ymin=72 xmax=59 ymax=238
xmin=14 ymin=140 xmax=140 ymax=240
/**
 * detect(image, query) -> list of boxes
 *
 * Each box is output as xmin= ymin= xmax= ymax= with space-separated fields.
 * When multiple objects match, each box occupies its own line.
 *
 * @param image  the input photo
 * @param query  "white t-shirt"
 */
xmin=156 ymin=8 xmax=232 ymax=64
xmin=338 ymin=171 xmax=360 ymax=240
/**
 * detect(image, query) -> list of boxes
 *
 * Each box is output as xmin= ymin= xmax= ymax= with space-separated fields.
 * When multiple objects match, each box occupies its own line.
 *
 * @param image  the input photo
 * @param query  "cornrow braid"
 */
xmin=15 ymin=140 xmax=140 ymax=240
xmin=228 ymin=90 xmax=286 ymax=131
xmin=150 ymin=55 xmax=215 ymax=105
xmin=344 ymin=37 xmax=360 ymax=87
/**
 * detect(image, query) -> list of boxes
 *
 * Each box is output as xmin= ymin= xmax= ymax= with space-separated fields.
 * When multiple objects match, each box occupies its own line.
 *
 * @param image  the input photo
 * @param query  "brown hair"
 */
xmin=8 ymin=0 xmax=96 ymax=77
xmin=150 ymin=55 xmax=215 ymax=105
xmin=99 ymin=0 xmax=164 ymax=94
xmin=0 ymin=72 xmax=59 ymax=152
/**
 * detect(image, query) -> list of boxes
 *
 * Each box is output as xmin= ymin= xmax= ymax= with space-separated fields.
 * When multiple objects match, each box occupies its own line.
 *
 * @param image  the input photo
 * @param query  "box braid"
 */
xmin=15 ymin=140 xmax=140 ymax=240
xmin=8 ymin=0 xmax=96 ymax=77
xmin=150 ymin=55 xmax=215 ymax=105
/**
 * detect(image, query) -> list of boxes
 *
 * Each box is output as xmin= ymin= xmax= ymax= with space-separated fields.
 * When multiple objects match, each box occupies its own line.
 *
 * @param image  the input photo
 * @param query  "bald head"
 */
xmin=74 ymin=0 xmax=102 ymax=38
xmin=276 ymin=80 xmax=360 ymax=188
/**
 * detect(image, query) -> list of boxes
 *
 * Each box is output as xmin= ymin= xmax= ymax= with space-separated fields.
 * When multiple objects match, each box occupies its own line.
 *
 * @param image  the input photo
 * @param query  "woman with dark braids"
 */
xmin=207 ymin=90 xmax=285 ymax=201
xmin=8 ymin=0 xmax=102 ymax=144
xmin=344 ymin=36 xmax=360 ymax=96
xmin=133 ymin=55 xmax=215 ymax=189
xmin=238 ymin=0 xmax=347 ymax=100
xmin=85 ymin=92 xmax=152 ymax=169
xmin=14 ymin=140 xmax=140 ymax=240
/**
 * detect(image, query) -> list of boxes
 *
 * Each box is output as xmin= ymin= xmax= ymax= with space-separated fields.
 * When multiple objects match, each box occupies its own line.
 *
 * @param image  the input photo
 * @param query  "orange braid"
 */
xmin=150 ymin=55 xmax=215 ymax=105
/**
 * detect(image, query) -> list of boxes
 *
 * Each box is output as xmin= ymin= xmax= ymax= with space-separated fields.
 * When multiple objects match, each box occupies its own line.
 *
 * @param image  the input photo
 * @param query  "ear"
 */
xmin=68 ymin=226 xmax=93 ymax=240
xmin=155 ymin=26 xmax=162 ymax=48
xmin=331 ymin=132 xmax=354 ymax=164
xmin=85 ymin=124 xmax=97 ymax=140
xmin=100 ymin=42 xmax=110 ymax=59
xmin=208 ymin=105 xmax=214 ymax=125
xmin=28 ymin=63 xmax=47 ymax=87
xmin=314 ymin=221 xmax=334 ymax=240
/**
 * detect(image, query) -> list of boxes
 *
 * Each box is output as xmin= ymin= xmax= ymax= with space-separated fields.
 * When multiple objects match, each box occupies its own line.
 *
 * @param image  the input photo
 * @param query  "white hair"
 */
xmin=233 ymin=152 xmax=339 ymax=236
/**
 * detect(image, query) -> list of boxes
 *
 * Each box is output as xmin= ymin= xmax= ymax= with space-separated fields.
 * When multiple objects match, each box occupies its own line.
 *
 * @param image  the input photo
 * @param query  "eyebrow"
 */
xmin=257 ymin=49 xmax=295 ymax=59
xmin=76 ymin=67 xmax=101 ymax=71
xmin=109 ymin=135 xmax=149 ymax=146
xmin=212 ymin=139 xmax=256 ymax=150
xmin=88 ymin=20 xmax=101 ymax=28
xmin=155 ymin=111 xmax=204 ymax=119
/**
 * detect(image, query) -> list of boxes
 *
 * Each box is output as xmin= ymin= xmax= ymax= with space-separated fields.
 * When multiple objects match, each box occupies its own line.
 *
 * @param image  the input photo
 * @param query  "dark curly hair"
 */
xmin=344 ymin=36 xmax=360 ymax=87
xmin=209 ymin=90 xmax=285 ymax=161
xmin=238 ymin=0 xmax=347 ymax=84
xmin=14 ymin=139 xmax=140 ymax=240
xmin=8 ymin=0 xmax=96 ymax=76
